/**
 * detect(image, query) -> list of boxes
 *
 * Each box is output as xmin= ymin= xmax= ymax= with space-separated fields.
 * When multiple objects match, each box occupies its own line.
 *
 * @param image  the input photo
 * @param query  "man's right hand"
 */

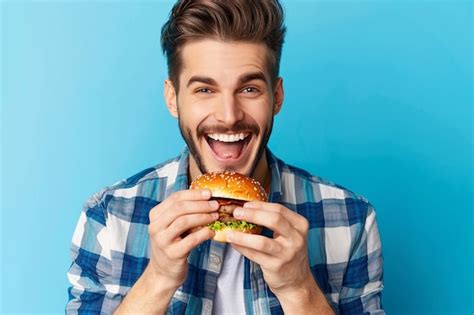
xmin=114 ymin=189 xmax=218 ymax=314
xmin=147 ymin=188 xmax=219 ymax=288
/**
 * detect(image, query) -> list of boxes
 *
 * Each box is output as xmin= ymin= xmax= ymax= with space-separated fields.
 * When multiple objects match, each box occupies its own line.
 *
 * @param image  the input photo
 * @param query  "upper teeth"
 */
xmin=208 ymin=133 xmax=248 ymax=142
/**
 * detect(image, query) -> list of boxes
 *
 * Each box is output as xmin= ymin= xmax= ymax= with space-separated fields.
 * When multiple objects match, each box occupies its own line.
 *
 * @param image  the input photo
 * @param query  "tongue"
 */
xmin=208 ymin=139 xmax=245 ymax=159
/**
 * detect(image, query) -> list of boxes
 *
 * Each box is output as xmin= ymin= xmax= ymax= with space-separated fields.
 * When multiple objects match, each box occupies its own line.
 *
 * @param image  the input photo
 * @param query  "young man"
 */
xmin=67 ymin=1 xmax=384 ymax=314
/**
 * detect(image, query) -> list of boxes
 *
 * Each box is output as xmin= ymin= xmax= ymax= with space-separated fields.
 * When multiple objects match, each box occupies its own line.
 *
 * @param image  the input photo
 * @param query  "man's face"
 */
xmin=165 ymin=39 xmax=283 ymax=178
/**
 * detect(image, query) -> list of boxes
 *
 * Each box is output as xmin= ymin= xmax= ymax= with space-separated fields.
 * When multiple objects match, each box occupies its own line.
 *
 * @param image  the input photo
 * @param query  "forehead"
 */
xmin=179 ymin=39 xmax=271 ymax=84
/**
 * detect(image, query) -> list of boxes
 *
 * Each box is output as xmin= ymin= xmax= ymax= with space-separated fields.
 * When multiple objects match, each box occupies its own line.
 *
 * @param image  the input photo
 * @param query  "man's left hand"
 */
xmin=226 ymin=201 xmax=334 ymax=314
xmin=228 ymin=201 xmax=310 ymax=293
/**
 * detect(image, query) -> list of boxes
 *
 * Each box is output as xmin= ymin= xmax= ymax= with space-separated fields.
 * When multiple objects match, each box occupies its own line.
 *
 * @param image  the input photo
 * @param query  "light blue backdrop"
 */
xmin=1 ymin=1 xmax=472 ymax=314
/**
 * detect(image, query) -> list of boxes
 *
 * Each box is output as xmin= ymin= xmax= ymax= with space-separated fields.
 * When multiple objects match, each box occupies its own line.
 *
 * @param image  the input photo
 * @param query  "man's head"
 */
xmin=161 ymin=0 xmax=286 ymax=180
xmin=161 ymin=0 xmax=286 ymax=92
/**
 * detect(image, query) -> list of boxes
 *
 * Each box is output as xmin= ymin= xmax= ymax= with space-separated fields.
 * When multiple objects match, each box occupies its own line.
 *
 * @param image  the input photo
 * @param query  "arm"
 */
xmin=338 ymin=205 xmax=385 ymax=315
xmin=113 ymin=264 xmax=178 ymax=314
xmin=67 ymin=189 xmax=218 ymax=314
xmin=270 ymin=277 xmax=335 ymax=314
xmin=114 ymin=189 xmax=218 ymax=314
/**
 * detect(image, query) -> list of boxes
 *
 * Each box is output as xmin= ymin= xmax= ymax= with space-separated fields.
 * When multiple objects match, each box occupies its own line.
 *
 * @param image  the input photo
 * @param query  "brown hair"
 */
xmin=161 ymin=0 xmax=286 ymax=91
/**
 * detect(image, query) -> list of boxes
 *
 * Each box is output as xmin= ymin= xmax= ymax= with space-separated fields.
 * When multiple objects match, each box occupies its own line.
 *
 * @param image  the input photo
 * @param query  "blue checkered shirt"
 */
xmin=67 ymin=148 xmax=384 ymax=314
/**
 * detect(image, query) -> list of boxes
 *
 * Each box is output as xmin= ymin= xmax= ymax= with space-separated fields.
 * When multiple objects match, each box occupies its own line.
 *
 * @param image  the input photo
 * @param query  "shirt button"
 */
xmin=209 ymin=254 xmax=221 ymax=268
xmin=203 ymin=299 xmax=213 ymax=314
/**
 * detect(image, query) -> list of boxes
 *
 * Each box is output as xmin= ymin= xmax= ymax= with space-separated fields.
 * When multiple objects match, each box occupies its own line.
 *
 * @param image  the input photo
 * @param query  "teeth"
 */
xmin=208 ymin=133 xmax=248 ymax=143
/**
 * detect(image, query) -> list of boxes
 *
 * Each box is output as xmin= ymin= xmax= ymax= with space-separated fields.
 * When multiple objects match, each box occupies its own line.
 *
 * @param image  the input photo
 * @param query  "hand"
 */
xmin=147 ymin=189 xmax=219 ymax=288
xmin=226 ymin=201 xmax=313 ymax=295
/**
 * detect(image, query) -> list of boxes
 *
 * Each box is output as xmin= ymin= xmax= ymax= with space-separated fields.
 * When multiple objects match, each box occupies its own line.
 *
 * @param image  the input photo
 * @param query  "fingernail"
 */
xmin=211 ymin=212 xmax=219 ymax=219
xmin=233 ymin=207 xmax=244 ymax=217
xmin=209 ymin=200 xmax=219 ymax=208
xmin=243 ymin=202 xmax=256 ymax=208
xmin=202 ymin=189 xmax=211 ymax=198
xmin=226 ymin=231 xmax=234 ymax=242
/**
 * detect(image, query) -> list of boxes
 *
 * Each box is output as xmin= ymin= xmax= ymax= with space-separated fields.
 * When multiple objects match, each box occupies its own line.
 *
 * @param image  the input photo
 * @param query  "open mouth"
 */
xmin=205 ymin=132 xmax=252 ymax=161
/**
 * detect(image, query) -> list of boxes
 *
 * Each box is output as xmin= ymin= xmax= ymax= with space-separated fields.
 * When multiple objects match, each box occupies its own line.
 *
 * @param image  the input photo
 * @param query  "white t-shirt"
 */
xmin=212 ymin=246 xmax=246 ymax=314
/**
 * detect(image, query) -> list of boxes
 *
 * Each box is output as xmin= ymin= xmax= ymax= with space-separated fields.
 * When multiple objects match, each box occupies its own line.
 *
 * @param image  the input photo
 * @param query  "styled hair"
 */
xmin=160 ymin=0 xmax=286 ymax=91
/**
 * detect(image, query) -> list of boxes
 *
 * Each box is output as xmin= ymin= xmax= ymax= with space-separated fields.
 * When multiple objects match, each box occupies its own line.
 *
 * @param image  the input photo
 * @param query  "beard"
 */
xmin=178 ymin=110 xmax=274 ymax=178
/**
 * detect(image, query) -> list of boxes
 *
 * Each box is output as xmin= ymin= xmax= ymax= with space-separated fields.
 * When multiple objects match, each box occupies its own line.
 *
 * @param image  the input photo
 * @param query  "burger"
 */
xmin=190 ymin=171 xmax=268 ymax=243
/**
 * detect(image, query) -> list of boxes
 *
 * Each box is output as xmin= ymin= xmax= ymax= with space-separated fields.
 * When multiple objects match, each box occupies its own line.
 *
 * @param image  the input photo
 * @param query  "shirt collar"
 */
xmin=266 ymin=148 xmax=283 ymax=203
xmin=167 ymin=147 xmax=191 ymax=195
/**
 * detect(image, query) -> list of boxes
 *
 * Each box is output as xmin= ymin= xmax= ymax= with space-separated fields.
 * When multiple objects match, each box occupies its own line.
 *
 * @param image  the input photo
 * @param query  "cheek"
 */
xmin=177 ymin=99 xmax=208 ymax=128
xmin=242 ymin=95 xmax=274 ymax=120
xmin=247 ymin=106 xmax=273 ymax=129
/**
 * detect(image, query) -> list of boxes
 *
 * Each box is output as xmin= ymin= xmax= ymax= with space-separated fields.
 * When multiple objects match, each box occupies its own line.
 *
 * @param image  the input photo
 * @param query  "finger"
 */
xmin=233 ymin=206 xmax=293 ymax=237
xmin=150 ymin=189 xmax=212 ymax=221
xmin=162 ymin=212 xmax=219 ymax=243
xmin=167 ymin=188 xmax=212 ymax=203
xmin=243 ymin=201 xmax=309 ymax=231
xmin=170 ymin=226 xmax=215 ymax=258
xmin=231 ymin=243 xmax=278 ymax=269
xmin=151 ymin=199 xmax=220 ymax=228
xmin=226 ymin=231 xmax=283 ymax=257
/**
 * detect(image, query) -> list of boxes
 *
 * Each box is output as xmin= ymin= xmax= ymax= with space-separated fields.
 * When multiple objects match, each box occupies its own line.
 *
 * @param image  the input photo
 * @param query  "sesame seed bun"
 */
xmin=189 ymin=171 xmax=268 ymax=202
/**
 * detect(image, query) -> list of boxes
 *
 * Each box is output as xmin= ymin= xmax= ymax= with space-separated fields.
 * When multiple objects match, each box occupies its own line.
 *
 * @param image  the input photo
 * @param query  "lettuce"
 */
xmin=208 ymin=220 xmax=257 ymax=231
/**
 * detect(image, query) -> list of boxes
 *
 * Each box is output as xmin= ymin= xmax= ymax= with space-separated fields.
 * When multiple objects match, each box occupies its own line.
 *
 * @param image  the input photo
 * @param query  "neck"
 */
xmin=252 ymin=152 xmax=271 ymax=192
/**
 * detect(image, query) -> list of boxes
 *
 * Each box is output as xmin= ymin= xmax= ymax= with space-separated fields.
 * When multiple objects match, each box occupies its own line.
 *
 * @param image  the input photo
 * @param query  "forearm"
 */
xmin=114 ymin=264 xmax=179 ymax=315
xmin=273 ymin=278 xmax=335 ymax=315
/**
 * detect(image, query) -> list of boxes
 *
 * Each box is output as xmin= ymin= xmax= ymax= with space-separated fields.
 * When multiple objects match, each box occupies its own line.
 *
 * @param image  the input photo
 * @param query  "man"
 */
xmin=67 ymin=1 xmax=384 ymax=314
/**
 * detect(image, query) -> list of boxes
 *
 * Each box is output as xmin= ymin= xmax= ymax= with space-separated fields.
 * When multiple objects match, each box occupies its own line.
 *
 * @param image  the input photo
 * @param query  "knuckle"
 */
xmin=174 ymin=216 xmax=189 ymax=231
xmin=188 ymin=233 xmax=202 ymax=248
xmin=200 ymin=201 xmax=211 ymax=211
xmin=163 ymin=247 xmax=174 ymax=260
xmin=272 ymin=242 xmax=284 ymax=256
xmin=294 ymin=234 xmax=305 ymax=249
xmin=165 ymin=244 xmax=183 ymax=260
xmin=174 ymin=201 xmax=190 ymax=214
xmin=149 ymin=204 xmax=161 ymax=221
xmin=148 ymin=224 xmax=157 ymax=236
xmin=256 ymin=238 xmax=269 ymax=252
xmin=241 ymin=209 xmax=252 ymax=220
xmin=275 ymin=205 xmax=285 ymax=214
xmin=269 ymin=259 xmax=284 ymax=272
xmin=300 ymin=217 xmax=309 ymax=231
xmin=174 ymin=200 xmax=185 ymax=210
xmin=168 ymin=191 xmax=180 ymax=201
xmin=269 ymin=214 xmax=282 ymax=227
xmin=185 ymin=230 xmax=208 ymax=250
xmin=154 ymin=235 xmax=165 ymax=248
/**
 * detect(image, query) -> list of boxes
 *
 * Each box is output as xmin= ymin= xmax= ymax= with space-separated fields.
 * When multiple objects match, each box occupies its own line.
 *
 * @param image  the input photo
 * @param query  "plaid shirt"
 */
xmin=67 ymin=148 xmax=384 ymax=314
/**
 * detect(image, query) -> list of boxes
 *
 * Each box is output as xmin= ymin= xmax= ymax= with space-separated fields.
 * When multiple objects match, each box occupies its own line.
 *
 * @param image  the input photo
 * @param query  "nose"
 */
xmin=214 ymin=93 xmax=244 ymax=125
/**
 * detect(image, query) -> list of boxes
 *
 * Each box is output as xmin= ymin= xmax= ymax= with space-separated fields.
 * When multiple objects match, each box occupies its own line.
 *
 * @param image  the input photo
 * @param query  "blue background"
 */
xmin=1 ymin=0 xmax=472 ymax=314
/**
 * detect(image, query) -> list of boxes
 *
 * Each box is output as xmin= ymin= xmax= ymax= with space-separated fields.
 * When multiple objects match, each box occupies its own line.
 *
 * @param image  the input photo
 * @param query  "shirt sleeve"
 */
xmin=338 ymin=205 xmax=385 ymax=315
xmin=66 ymin=191 xmax=123 ymax=314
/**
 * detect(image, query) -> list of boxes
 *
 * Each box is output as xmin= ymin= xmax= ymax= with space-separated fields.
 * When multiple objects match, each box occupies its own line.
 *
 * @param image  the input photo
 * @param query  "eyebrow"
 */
xmin=186 ymin=76 xmax=217 ymax=88
xmin=238 ymin=72 xmax=268 ymax=85
xmin=186 ymin=71 xmax=268 ymax=88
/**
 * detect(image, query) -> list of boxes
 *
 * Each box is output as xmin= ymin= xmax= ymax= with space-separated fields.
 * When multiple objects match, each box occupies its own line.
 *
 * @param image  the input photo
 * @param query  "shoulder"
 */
xmin=83 ymin=155 xmax=181 ymax=221
xmin=276 ymin=157 xmax=376 ymax=226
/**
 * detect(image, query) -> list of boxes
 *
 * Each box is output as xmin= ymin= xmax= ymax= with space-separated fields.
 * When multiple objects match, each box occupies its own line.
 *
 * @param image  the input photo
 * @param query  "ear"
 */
xmin=273 ymin=77 xmax=284 ymax=116
xmin=164 ymin=79 xmax=178 ymax=118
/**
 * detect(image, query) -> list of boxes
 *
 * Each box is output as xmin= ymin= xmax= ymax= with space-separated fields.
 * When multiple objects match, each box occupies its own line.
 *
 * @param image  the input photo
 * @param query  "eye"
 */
xmin=241 ymin=87 xmax=259 ymax=94
xmin=195 ymin=87 xmax=212 ymax=94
